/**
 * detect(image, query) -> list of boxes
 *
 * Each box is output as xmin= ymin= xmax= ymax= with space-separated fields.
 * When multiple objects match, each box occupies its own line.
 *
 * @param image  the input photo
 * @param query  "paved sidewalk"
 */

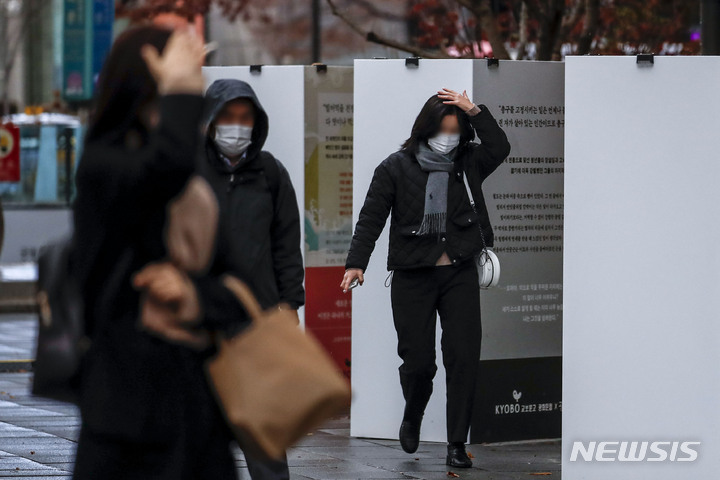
xmin=0 ymin=315 xmax=561 ymax=479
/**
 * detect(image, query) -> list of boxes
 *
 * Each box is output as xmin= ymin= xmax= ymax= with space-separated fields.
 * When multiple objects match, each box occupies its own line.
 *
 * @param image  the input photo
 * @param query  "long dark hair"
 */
xmin=86 ymin=26 xmax=173 ymax=144
xmin=402 ymin=95 xmax=475 ymax=153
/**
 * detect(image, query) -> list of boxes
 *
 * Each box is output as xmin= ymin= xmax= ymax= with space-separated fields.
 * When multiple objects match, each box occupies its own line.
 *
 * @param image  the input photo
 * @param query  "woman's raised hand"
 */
xmin=141 ymin=28 xmax=205 ymax=96
xmin=438 ymin=88 xmax=475 ymax=112
xmin=340 ymin=268 xmax=364 ymax=293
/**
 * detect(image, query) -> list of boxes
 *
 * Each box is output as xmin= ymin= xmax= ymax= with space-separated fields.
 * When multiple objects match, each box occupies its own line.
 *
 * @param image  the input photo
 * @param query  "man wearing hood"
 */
xmin=200 ymin=79 xmax=305 ymax=480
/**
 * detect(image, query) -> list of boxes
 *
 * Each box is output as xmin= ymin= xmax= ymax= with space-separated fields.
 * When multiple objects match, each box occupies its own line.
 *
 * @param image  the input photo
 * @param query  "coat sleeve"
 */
xmin=345 ymin=159 xmax=395 ymax=272
xmin=466 ymin=104 xmax=512 ymax=180
xmin=270 ymin=161 xmax=306 ymax=309
xmin=76 ymin=94 xmax=204 ymax=225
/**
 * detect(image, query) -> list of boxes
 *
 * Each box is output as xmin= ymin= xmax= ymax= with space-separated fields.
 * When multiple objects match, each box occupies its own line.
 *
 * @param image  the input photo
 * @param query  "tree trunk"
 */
xmin=550 ymin=0 xmax=586 ymax=61
xmin=468 ymin=0 xmax=511 ymax=59
xmin=0 ymin=198 xmax=4 ymax=256
xmin=0 ymin=4 xmax=10 ymax=116
xmin=1 ymin=64 xmax=10 ymax=116
xmin=537 ymin=1 xmax=563 ymax=61
xmin=576 ymin=0 xmax=599 ymax=55
xmin=516 ymin=1 xmax=528 ymax=60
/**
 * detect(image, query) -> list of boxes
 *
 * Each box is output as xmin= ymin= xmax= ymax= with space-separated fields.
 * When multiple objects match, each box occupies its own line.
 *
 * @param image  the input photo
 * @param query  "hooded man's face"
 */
xmin=215 ymin=98 xmax=255 ymax=128
xmin=211 ymin=98 xmax=256 ymax=161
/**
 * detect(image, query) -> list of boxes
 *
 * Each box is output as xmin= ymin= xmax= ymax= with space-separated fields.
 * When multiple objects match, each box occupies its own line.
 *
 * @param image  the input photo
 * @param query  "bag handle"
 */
xmin=461 ymin=171 xmax=476 ymax=210
xmin=461 ymin=171 xmax=490 ymax=254
xmin=221 ymin=275 xmax=263 ymax=320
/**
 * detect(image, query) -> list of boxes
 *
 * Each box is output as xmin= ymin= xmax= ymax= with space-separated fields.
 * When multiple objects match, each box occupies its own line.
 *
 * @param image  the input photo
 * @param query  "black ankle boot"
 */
xmin=446 ymin=443 xmax=472 ymax=468
xmin=399 ymin=420 xmax=421 ymax=453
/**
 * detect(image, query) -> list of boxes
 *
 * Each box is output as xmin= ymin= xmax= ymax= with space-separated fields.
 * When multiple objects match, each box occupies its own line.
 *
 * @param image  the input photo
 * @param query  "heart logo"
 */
xmin=513 ymin=390 xmax=522 ymax=402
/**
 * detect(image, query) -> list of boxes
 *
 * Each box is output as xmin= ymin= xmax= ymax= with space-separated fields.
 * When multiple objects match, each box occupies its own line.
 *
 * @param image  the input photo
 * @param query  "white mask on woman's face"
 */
xmin=214 ymin=124 xmax=253 ymax=158
xmin=427 ymin=133 xmax=460 ymax=155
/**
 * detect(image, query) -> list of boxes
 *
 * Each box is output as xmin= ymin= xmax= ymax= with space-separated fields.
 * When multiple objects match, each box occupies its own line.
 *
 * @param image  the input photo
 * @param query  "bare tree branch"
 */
xmin=326 ymin=0 xmax=447 ymax=59
xmin=345 ymin=0 xmax=406 ymax=22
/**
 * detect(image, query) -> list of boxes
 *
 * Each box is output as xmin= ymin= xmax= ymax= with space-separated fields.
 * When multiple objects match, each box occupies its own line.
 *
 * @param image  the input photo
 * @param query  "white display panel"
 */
xmin=563 ymin=56 xmax=720 ymax=479
xmin=0 ymin=209 xmax=73 ymax=263
xmin=351 ymin=59 xmax=474 ymax=442
xmin=202 ymin=66 xmax=306 ymax=325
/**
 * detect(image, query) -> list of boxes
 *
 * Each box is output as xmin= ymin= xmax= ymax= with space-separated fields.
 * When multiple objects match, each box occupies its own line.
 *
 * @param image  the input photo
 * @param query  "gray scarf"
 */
xmin=415 ymin=143 xmax=456 ymax=235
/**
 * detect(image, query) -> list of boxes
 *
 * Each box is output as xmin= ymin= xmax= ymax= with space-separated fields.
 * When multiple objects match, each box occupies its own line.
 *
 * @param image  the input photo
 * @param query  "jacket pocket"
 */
xmin=398 ymin=224 xmax=422 ymax=236
xmin=451 ymin=210 xmax=482 ymax=228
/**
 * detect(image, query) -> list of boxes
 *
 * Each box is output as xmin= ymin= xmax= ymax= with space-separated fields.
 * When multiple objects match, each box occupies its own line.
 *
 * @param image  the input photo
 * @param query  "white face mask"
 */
xmin=214 ymin=124 xmax=253 ymax=158
xmin=427 ymin=133 xmax=460 ymax=155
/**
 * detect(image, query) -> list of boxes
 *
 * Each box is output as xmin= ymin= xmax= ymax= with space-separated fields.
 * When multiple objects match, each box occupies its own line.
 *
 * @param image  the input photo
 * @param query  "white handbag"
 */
xmin=462 ymin=171 xmax=501 ymax=289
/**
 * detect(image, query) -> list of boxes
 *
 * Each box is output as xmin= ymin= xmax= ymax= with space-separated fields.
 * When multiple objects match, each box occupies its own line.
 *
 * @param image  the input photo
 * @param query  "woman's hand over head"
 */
xmin=141 ymin=28 xmax=205 ymax=96
xmin=438 ymin=88 xmax=475 ymax=112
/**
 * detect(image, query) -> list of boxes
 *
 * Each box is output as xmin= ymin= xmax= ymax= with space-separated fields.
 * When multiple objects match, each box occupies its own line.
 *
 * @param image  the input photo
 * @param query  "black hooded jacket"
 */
xmin=199 ymin=79 xmax=305 ymax=310
xmin=345 ymin=105 xmax=511 ymax=272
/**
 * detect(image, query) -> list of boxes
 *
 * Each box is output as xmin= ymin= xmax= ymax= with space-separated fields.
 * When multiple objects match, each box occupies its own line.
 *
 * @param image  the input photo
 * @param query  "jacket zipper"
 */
xmin=227 ymin=173 xmax=234 ymax=193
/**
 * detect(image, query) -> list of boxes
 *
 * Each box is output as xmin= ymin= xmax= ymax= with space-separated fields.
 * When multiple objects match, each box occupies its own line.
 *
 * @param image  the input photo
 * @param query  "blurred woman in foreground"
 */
xmin=71 ymin=26 xmax=248 ymax=479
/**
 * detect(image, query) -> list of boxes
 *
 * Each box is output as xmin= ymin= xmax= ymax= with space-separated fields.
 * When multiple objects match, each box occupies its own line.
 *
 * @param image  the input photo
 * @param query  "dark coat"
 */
xmin=200 ymin=79 xmax=305 ymax=310
xmin=345 ymin=105 xmax=511 ymax=272
xmin=72 ymin=94 xmax=246 ymax=444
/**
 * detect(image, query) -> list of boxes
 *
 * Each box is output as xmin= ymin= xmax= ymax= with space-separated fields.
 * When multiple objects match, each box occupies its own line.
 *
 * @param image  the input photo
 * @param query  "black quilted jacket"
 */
xmin=345 ymin=105 xmax=511 ymax=272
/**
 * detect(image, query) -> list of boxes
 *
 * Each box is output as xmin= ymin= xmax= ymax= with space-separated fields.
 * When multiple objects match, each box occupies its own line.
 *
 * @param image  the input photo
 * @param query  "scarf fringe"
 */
xmin=417 ymin=212 xmax=446 ymax=235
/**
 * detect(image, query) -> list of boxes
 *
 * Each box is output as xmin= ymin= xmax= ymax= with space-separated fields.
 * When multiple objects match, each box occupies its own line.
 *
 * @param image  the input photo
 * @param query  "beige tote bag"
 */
xmin=205 ymin=275 xmax=352 ymax=460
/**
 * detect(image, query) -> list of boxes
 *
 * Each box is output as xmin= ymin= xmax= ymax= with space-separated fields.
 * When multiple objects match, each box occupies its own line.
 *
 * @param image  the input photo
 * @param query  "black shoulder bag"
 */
xmin=33 ymin=237 xmax=88 ymax=403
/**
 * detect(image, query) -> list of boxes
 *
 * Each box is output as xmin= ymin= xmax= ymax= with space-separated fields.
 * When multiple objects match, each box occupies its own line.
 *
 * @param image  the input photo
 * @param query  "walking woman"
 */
xmin=341 ymin=89 xmax=511 ymax=468
xmin=71 ymin=26 xmax=248 ymax=479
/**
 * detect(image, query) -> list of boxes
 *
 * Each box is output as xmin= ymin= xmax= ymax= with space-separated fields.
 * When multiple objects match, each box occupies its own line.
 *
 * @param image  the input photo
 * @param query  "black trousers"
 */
xmin=246 ymin=455 xmax=289 ymax=480
xmin=390 ymin=260 xmax=482 ymax=444
xmin=73 ymin=423 xmax=290 ymax=480
xmin=72 ymin=418 xmax=237 ymax=480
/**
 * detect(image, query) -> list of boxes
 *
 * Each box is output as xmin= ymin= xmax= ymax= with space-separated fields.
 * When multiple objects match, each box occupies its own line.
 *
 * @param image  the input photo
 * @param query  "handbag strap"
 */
xmin=221 ymin=275 xmax=263 ymax=320
xmin=461 ymin=171 xmax=477 ymax=210
xmin=462 ymin=171 xmax=489 ymax=254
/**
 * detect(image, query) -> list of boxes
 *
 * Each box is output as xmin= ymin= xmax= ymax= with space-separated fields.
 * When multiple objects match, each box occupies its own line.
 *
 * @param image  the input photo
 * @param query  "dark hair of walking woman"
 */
xmin=86 ymin=26 xmax=173 ymax=145
xmin=401 ymin=95 xmax=475 ymax=153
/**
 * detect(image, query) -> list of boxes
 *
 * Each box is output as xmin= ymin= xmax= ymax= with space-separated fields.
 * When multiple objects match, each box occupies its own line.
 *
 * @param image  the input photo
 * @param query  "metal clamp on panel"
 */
xmin=405 ymin=57 xmax=420 ymax=68
xmin=250 ymin=65 xmax=263 ymax=74
xmin=636 ymin=54 xmax=654 ymax=66
xmin=487 ymin=57 xmax=499 ymax=68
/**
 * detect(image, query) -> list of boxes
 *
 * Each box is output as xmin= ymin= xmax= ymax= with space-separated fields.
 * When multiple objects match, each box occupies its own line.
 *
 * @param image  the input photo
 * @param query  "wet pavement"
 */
xmin=0 ymin=314 xmax=561 ymax=479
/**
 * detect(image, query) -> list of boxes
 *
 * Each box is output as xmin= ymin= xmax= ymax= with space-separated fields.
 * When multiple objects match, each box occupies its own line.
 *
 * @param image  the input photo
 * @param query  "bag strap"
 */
xmin=462 ymin=171 xmax=489 ymax=253
xmin=221 ymin=275 xmax=263 ymax=320
xmin=462 ymin=171 xmax=477 ymax=210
